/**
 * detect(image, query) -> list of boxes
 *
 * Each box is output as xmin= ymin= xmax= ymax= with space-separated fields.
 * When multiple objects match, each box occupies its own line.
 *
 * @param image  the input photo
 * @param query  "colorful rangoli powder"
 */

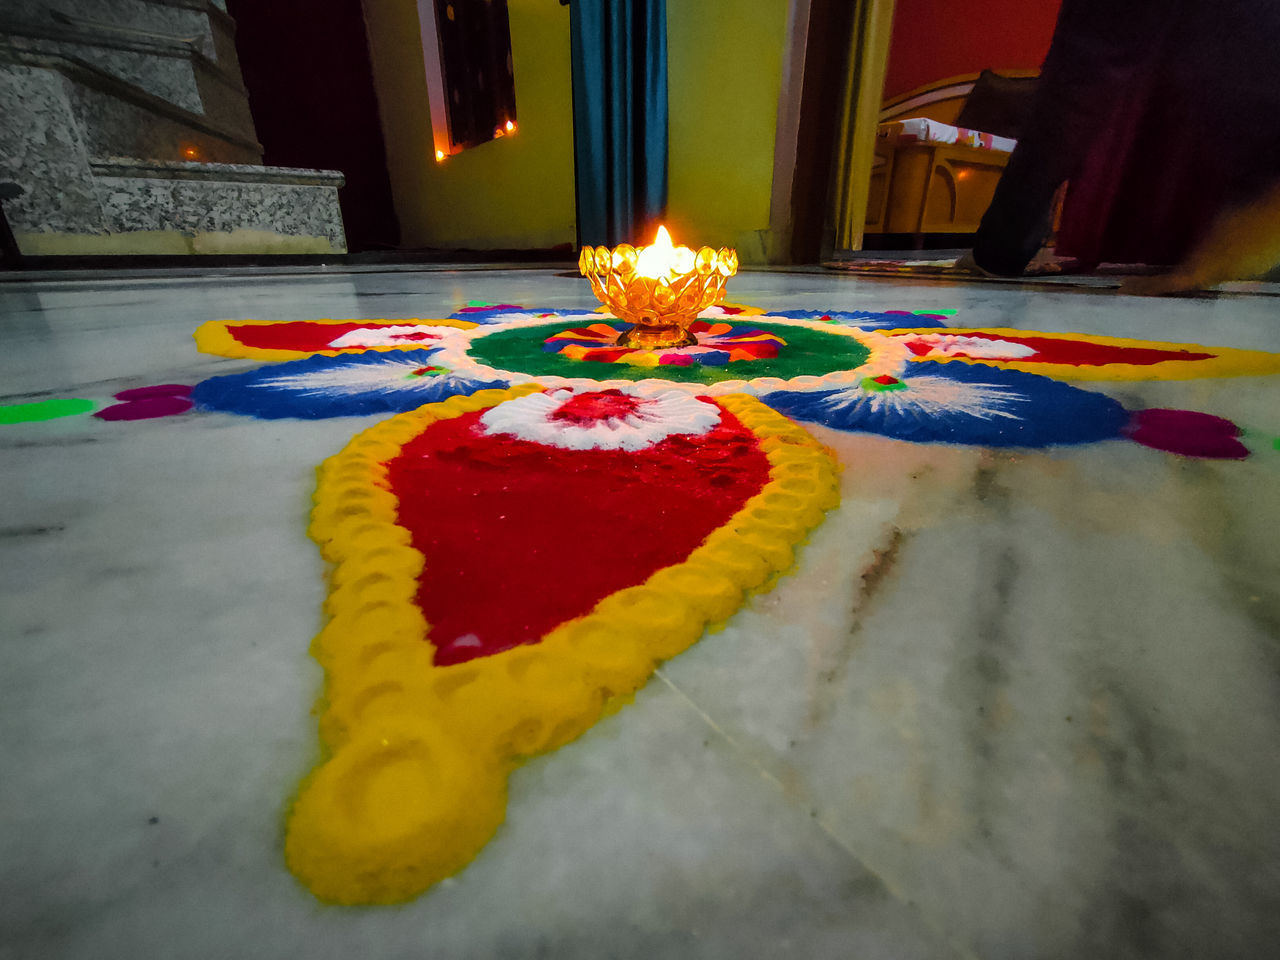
xmin=387 ymin=403 xmax=772 ymax=665
xmin=1124 ymin=408 xmax=1250 ymax=459
xmin=288 ymin=387 xmax=840 ymax=904
xmin=0 ymin=398 xmax=95 ymax=423
xmin=94 ymin=384 xmax=194 ymax=421
xmin=468 ymin=320 xmax=870 ymax=385
xmin=900 ymin=331 xmax=1216 ymax=367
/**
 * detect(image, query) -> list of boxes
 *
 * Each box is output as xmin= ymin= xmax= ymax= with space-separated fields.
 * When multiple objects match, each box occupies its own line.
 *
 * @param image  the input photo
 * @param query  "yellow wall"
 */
xmin=665 ymin=0 xmax=789 ymax=263
xmin=363 ymin=0 xmax=577 ymax=250
xmin=364 ymin=0 xmax=790 ymax=259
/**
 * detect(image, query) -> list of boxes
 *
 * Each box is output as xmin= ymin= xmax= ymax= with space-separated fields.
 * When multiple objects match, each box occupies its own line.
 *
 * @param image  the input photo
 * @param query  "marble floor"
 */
xmin=1 ymin=267 xmax=1278 ymax=959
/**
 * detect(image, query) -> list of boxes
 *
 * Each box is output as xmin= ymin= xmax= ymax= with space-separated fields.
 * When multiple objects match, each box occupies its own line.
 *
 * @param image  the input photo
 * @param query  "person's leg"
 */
xmin=969 ymin=0 xmax=1166 ymax=276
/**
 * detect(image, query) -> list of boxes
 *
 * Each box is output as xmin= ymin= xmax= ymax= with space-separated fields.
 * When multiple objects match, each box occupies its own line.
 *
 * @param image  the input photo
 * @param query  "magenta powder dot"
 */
xmin=113 ymin=384 xmax=193 ymax=401
xmin=1124 ymin=408 xmax=1249 ymax=460
xmin=94 ymin=396 xmax=194 ymax=421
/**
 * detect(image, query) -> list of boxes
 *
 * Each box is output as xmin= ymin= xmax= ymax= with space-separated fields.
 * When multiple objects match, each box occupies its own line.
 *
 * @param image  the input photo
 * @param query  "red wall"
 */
xmin=882 ymin=0 xmax=1062 ymax=99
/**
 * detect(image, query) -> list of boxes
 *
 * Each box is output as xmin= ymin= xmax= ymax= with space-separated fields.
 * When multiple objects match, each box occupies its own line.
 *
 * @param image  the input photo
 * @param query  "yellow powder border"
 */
xmin=284 ymin=385 xmax=841 ymax=904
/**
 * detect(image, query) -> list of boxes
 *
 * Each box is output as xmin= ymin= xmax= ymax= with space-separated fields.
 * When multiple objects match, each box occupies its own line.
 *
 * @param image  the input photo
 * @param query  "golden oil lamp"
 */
xmin=579 ymin=226 xmax=738 ymax=349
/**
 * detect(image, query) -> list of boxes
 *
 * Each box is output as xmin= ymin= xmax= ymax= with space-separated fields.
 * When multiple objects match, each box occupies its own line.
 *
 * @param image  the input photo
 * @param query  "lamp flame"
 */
xmin=635 ymin=225 xmax=674 ymax=279
xmin=636 ymin=225 xmax=695 ymax=280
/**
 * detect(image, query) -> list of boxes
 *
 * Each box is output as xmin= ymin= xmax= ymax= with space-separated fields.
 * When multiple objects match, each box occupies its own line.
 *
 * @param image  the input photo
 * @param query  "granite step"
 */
xmin=3 ymin=156 xmax=347 ymax=257
xmin=0 ymin=59 xmax=346 ymax=255
xmin=85 ymin=157 xmax=347 ymax=255
xmin=0 ymin=2 xmax=349 ymax=257
xmin=1 ymin=1 xmax=254 ymax=141
xmin=0 ymin=41 xmax=260 ymax=164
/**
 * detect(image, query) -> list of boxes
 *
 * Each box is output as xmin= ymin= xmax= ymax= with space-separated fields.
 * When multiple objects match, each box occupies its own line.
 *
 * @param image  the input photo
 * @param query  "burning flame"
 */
xmin=636 ymin=225 xmax=695 ymax=280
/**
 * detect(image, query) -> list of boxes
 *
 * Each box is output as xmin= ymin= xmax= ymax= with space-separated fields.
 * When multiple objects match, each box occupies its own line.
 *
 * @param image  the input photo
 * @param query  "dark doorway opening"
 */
xmin=226 ymin=0 xmax=400 ymax=252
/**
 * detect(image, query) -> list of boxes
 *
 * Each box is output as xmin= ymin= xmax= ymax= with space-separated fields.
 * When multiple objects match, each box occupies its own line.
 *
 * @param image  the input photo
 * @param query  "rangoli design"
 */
xmin=11 ymin=298 xmax=1280 ymax=904
xmin=286 ymin=385 xmax=837 ymax=902
xmin=193 ymin=317 xmax=477 ymax=362
xmin=544 ymin=319 xmax=787 ymax=367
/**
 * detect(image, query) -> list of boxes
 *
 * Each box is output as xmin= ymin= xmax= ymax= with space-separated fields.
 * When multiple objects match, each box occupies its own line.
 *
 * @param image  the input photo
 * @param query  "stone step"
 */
xmin=0 ymin=2 xmax=349 ymax=257
xmin=7 ymin=156 xmax=347 ymax=256
xmin=1 ymin=5 xmax=254 ymax=144
xmin=0 ymin=45 xmax=261 ymax=166
xmin=7 ymin=0 xmax=232 ymax=62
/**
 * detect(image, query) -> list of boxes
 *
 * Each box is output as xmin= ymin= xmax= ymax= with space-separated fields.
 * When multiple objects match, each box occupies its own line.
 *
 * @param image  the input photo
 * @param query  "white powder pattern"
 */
xmin=479 ymin=388 xmax=722 ymax=451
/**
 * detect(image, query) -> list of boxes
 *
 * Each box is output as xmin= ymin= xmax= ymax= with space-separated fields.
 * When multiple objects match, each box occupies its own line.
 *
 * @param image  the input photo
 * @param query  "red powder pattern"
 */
xmin=549 ymin=389 xmax=643 ymax=424
xmin=387 ymin=403 xmax=771 ymax=665
xmin=230 ymin=321 xmax=441 ymax=353
xmin=903 ymin=332 xmax=1215 ymax=367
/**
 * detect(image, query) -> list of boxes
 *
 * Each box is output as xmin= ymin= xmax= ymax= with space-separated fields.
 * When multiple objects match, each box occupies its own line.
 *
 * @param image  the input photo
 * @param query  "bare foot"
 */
xmin=1024 ymin=248 xmax=1087 ymax=276
xmin=953 ymin=248 xmax=1085 ymax=278
xmin=953 ymin=252 xmax=1000 ymax=277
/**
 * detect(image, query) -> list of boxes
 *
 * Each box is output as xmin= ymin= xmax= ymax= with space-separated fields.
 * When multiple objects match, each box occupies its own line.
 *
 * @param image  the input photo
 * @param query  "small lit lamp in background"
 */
xmin=580 ymin=226 xmax=738 ymax=349
xmin=437 ymin=122 xmax=515 ymax=161
xmin=181 ymin=144 xmax=201 ymax=161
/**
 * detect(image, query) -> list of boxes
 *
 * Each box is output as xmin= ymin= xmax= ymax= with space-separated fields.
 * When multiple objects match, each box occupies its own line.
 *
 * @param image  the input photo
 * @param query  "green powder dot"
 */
xmin=0 ymin=398 xmax=96 ymax=424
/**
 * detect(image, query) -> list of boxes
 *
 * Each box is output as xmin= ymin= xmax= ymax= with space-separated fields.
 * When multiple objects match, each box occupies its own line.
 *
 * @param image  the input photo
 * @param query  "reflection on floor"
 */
xmin=2 ymin=267 xmax=1278 ymax=959
xmin=825 ymin=250 xmax=1280 ymax=292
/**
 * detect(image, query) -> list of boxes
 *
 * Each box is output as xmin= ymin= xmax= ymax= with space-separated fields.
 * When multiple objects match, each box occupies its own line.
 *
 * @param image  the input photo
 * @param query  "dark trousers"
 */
xmin=971 ymin=0 xmax=1167 ymax=275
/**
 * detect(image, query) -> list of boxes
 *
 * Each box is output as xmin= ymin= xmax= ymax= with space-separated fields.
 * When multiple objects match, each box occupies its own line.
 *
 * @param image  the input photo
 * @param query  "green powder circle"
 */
xmin=0 ymin=397 xmax=96 ymax=424
xmin=466 ymin=321 xmax=871 ymax=385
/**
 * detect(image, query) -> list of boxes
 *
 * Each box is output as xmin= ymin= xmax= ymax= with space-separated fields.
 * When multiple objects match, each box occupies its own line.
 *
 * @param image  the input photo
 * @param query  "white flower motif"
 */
xmin=820 ymin=376 xmax=1029 ymax=421
xmin=258 ymin=355 xmax=452 ymax=396
xmin=327 ymin=325 xmax=447 ymax=349
xmin=479 ymin=387 xmax=722 ymax=450
xmin=894 ymin=333 xmax=1038 ymax=360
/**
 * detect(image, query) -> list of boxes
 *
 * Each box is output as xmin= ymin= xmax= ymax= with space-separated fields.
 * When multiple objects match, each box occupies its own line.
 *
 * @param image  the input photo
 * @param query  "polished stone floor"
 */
xmin=1 ymin=267 xmax=1278 ymax=960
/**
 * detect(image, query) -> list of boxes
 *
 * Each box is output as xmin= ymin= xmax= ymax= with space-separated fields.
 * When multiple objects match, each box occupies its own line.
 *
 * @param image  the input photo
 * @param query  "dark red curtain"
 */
xmin=1056 ymin=0 xmax=1280 ymax=266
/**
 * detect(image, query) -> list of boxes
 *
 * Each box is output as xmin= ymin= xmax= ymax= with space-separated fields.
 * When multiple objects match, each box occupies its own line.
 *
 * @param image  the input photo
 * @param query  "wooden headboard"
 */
xmin=879 ymin=70 xmax=1039 ymax=125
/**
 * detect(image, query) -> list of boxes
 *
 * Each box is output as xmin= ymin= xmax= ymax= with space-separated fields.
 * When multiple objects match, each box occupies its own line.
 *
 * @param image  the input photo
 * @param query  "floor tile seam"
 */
xmin=653 ymin=669 xmax=982 ymax=960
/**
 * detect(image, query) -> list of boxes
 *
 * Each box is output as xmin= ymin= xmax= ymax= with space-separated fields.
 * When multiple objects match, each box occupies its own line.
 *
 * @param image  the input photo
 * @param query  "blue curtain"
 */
xmin=569 ymin=0 xmax=668 ymax=246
